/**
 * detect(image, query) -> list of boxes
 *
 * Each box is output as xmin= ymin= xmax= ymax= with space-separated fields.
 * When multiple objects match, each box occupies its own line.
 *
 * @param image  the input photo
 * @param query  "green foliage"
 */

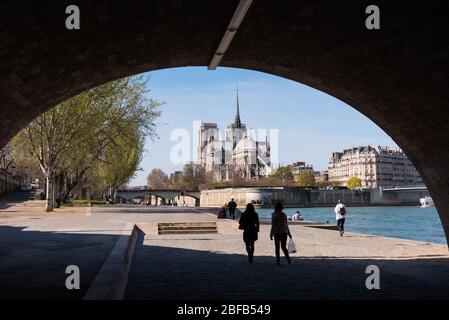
xmin=347 ymin=176 xmax=362 ymax=189
xmin=297 ymin=170 xmax=316 ymax=187
xmin=71 ymin=200 xmax=107 ymax=206
xmin=11 ymin=76 xmax=162 ymax=208
xmin=179 ymin=162 xmax=206 ymax=191
xmin=93 ymin=135 xmax=144 ymax=194
xmin=269 ymin=166 xmax=294 ymax=182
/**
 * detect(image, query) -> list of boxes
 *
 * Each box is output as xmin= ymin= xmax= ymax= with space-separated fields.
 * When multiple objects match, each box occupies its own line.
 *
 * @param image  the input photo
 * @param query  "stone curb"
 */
xmin=83 ymin=222 xmax=140 ymax=300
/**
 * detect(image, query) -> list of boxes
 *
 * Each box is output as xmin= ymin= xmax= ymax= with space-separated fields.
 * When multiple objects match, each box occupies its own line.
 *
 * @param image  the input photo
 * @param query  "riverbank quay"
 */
xmin=1 ymin=201 xmax=448 ymax=300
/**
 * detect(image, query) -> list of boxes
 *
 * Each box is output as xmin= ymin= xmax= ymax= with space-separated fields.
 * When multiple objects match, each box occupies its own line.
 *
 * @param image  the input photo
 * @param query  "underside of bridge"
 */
xmin=0 ymin=0 xmax=448 ymax=243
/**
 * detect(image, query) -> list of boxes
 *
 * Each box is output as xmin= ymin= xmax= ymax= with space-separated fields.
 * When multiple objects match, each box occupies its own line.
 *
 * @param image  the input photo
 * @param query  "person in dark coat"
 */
xmin=217 ymin=204 xmax=227 ymax=219
xmin=227 ymin=198 xmax=237 ymax=220
xmin=239 ymin=203 xmax=260 ymax=263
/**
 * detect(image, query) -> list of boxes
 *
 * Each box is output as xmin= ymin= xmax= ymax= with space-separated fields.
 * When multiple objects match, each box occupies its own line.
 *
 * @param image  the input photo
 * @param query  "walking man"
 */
xmin=227 ymin=198 xmax=237 ymax=220
xmin=334 ymin=199 xmax=346 ymax=236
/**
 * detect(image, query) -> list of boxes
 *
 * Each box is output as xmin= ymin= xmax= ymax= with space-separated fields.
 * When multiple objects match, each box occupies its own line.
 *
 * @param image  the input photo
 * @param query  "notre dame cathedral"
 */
xmin=197 ymin=90 xmax=271 ymax=182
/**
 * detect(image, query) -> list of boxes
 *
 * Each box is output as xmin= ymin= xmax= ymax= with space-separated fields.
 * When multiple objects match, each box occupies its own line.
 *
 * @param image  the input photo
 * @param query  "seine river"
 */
xmin=257 ymin=206 xmax=446 ymax=244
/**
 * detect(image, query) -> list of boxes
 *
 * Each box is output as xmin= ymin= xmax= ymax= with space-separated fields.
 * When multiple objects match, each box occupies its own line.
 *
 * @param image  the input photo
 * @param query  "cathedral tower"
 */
xmin=226 ymin=88 xmax=247 ymax=149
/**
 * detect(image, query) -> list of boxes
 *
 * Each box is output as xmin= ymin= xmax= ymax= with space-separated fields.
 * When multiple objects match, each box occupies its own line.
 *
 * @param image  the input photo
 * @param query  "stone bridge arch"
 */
xmin=0 ymin=0 xmax=448 ymax=243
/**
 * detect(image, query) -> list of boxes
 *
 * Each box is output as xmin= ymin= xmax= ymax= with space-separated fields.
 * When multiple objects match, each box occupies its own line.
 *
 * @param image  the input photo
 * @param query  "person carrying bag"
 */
xmin=270 ymin=202 xmax=292 ymax=265
xmin=288 ymin=238 xmax=297 ymax=254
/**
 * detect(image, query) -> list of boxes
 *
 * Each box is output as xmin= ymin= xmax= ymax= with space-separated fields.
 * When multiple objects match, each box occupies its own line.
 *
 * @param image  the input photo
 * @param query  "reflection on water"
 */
xmin=257 ymin=206 xmax=445 ymax=244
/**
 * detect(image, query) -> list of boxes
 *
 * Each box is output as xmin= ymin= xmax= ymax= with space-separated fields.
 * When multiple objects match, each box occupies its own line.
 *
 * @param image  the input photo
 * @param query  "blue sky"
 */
xmin=130 ymin=67 xmax=396 ymax=186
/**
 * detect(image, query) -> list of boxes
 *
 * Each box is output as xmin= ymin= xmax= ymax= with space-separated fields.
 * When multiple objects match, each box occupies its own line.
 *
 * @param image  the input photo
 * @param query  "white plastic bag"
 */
xmin=288 ymin=238 xmax=297 ymax=254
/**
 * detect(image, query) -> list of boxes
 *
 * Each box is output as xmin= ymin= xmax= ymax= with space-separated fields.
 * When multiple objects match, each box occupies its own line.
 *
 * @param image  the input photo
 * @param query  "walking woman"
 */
xmin=270 ymin=202 xmax=292 ymax=265
xmin=239 ymin=203 xmax=260 ymax=263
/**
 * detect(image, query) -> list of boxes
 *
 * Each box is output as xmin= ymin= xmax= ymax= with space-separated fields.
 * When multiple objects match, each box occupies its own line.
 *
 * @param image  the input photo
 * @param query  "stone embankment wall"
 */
xmin=200 ymin=187 xmax=371 ymax=208
xmin=200 ymin=187 xmax=428 ymax=208
xmin=0 ymin=170 xmax=21 ymax=195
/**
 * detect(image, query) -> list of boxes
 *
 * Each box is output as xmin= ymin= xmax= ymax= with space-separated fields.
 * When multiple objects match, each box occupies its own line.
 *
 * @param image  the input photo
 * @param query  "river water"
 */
xmin=256 ymin=206 xmax=446 ymax=244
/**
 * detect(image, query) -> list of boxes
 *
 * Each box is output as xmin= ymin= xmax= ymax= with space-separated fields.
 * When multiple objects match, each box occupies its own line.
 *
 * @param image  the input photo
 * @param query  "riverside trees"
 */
xmin=269 ymin=166 xmax=294 ymax=184
xmin=297 ymin=170 xmax=316 ymax=187
xmin=11 ymin=77 xmax=161 ymax=211
xmin=145 ymin=164 xmax=207 ymax=191
xmin=347 ymin=176 xmax=362 ymax=189
xmin=147 ymin=168 xmax=170 ymax=189
xmin=92 ymin=132 xmax=144 ymax=203
xmin=180 ymin=162 xmax=207 ymax=191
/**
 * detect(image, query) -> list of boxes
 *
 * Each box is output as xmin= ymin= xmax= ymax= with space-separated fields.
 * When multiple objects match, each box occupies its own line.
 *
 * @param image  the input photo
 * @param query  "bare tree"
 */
xmin=0 ymin=146 xmax=13 ymax=171
xmin=147 ymin=168 xmax=169 ymax=189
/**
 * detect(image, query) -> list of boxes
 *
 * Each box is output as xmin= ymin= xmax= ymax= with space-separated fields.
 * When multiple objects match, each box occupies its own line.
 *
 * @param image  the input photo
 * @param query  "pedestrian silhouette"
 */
xmin=270 ymin=202 xmax=292 ymax=265
xmin=227 ymin=198 xmax=237 ymax=220
xmin=217 ymin=203 xmax=227 ymax=219
xmin=239 ymin=203 xmax=260 ymax=263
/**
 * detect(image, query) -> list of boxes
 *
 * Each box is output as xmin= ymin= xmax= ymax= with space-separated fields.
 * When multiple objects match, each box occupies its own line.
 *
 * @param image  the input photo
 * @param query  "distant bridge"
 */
xmin=372 ymin=186 xmax=430 ymax=206
xmin=116 ymin=188 xmax=201 ymax=206
xmin=381 ymin=186 xmax=428 ymax=194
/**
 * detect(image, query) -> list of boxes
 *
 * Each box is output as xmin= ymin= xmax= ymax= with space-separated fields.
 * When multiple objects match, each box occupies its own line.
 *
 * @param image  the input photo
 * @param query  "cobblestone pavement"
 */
xmin=0 ymin=202 xmax=218 ymax=299
xmin=2 ymin=200 xmax=449 ymax=300
xmin=0 ymin=202 xmax=121 ymax=299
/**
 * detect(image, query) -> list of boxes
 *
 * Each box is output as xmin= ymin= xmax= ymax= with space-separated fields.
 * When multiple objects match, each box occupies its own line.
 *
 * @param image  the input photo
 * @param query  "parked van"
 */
xmin=29 ymin=182 xmax=39 ymax=189
xmin=20 ymin=183 xmax=32 ymax=191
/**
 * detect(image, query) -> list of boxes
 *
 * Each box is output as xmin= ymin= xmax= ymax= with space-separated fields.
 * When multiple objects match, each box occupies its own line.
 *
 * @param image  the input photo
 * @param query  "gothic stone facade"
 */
xmin=197 ymin=92 xmax=271 ymax=182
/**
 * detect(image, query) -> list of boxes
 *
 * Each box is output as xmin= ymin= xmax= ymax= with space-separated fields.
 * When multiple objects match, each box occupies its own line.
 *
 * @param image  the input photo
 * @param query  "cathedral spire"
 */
xmin=234 ymin=87 xmax=242 ymax=128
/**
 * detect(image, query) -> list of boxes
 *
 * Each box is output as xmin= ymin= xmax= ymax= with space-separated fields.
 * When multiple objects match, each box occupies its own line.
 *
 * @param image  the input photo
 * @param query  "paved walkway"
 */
xmin=125 ymin=221 xmax=449 ymax=300
xmin=1 ymin=199 xmax=449 ymax=299
xmin=0 ymin=200 xmax=121 ymax=299
xmin=0 ymin=202 xmax=216 ymax=299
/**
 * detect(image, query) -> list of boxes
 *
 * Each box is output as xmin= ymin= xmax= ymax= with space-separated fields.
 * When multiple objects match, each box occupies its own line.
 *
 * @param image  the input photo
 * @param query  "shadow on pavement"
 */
xmin=0 ymin=191 xmax=36 ymax=210
xmin=125 ymin=240 xmax=449 ymax=300
xmin=0 ymin=225 xmax=119 ymax=300
xmin=2 ymin=221 xmax=449 ymax=300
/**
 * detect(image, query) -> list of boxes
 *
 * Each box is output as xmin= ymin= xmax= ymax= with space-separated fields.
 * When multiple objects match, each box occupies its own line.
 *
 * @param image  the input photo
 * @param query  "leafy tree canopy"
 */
xmin=297 ymin=170 xmax=316 ymax=187
xmin=347 ymin=176 xmax=362 ymax=189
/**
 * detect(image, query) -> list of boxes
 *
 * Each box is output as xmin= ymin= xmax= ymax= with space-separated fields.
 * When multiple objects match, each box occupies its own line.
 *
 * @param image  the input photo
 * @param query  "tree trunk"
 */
xmin=113 ymin=187 xmax=117 ymax=204
xmin=54 ymin=173 xmax=59 ymax=206
xmin=52 ymin=175 xmax=56 ymax=208
xmin=46 ymin=174 xmax=53 ymax=212
xmin=63 ymin=180 xmax=78 ymax=203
